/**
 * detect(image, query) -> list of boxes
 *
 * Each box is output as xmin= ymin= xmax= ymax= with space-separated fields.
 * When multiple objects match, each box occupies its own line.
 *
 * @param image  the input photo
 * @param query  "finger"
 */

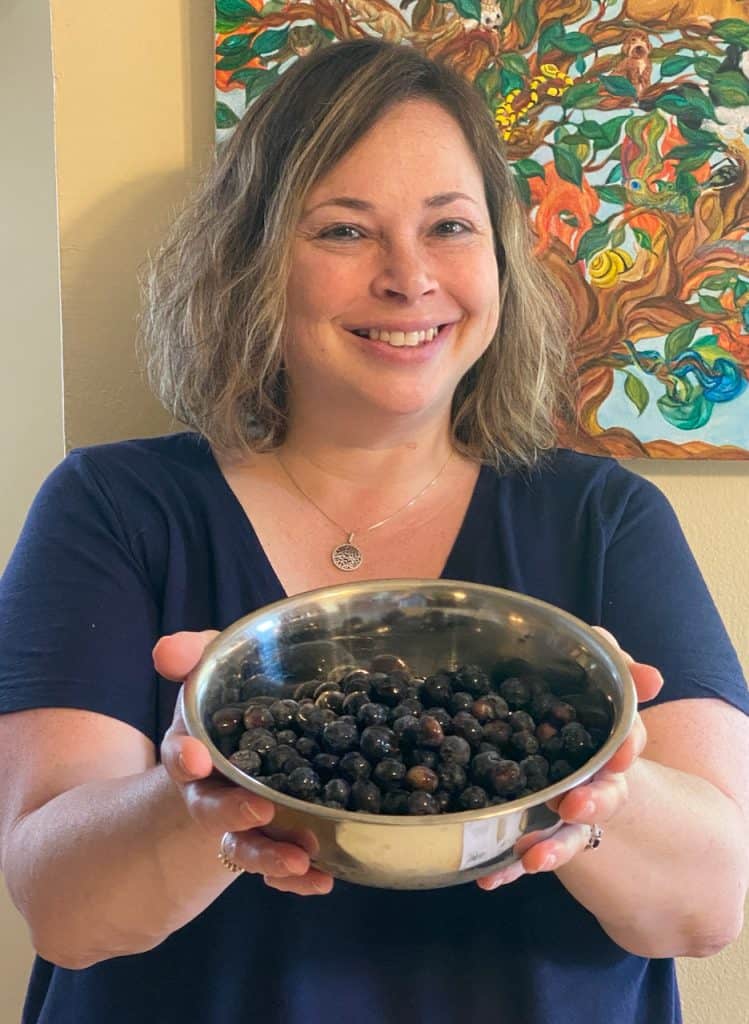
xmin=263 ymin=870 xmax=335 ymax=896
xmin=554 ymin=770 xmax=628 ymax=825
xmin=153 ymin=630 xmax=220 ymax=682
xmin=519 ymin=822 xmax=592 ymax=874
xmin=476 ymin=859 xmax=526 ymax=891
xmin=162 ymin=727 xmax=216 ymax=783
xmin=603 ymin=714 xmax=647 ymax=774
xmin=181 ymin=778 xmax=275 ymax=832
xmin=261 ymin=824 xmax=321 ymax=858
xmin=225 ymin=830 xmax=312 ymax=877
xmin=629 ymin=661 xmax=663 ymax=703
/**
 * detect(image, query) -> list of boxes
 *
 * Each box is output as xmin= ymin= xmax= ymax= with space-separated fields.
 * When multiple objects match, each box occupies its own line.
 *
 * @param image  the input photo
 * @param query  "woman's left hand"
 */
xmin=476 ymin=628 xmax=663 ymax=891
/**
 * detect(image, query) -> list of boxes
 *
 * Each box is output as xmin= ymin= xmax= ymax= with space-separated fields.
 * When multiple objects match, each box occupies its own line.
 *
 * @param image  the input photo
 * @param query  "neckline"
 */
xmin=200 ymin=438 xmax=493 ymax=600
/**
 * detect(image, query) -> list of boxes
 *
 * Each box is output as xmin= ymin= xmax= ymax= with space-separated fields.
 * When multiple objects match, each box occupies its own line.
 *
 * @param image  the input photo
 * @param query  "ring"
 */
xmin=218 ymin=832 xmax=245 ymax=874
xmin=585 ymin=824 xmax=603 ymax=850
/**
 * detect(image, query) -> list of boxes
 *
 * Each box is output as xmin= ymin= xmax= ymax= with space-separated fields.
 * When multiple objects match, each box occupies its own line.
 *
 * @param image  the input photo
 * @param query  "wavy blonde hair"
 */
xmin=140 ymin=39 xmax=576 ymax=470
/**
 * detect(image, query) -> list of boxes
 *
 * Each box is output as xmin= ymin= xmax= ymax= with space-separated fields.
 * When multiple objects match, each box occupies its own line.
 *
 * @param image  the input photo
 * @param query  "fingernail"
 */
xmin=580 ymin=801 xmax=595 ymax=820
xmin=177 ymin=752 xmax=190 ymax=776
xmin=540 ymin=854 xmax=557 ymax=872
xmin=241 ymin=801 xmax=264 ymax=824
xmin=312 ymin=880 xmax=329 ymax=894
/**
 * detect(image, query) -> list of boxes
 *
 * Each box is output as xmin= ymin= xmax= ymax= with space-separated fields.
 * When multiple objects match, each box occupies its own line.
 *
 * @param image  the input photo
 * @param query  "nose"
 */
xmin=370 ymin=238 xmax=437 ymax=303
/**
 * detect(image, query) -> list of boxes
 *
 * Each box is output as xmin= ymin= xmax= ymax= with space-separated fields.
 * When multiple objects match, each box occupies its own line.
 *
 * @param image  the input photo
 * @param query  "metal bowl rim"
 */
xmin=183 ymin=579 xmax=637 ymax=827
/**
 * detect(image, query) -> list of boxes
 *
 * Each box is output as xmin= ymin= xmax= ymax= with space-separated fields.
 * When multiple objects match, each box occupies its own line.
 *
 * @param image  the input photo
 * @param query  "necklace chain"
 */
xmin=275 ymin=449 xmax=454 ymax=571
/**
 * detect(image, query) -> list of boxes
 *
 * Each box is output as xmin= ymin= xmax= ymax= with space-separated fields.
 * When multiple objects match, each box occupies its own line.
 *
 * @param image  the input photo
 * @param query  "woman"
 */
xmin=0 ymin=39 xmax=747 ymax=1024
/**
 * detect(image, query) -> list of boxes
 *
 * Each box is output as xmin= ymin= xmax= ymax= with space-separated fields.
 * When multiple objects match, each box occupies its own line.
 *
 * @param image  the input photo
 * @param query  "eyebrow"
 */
xmin=304 ymin=191 xmax=479 ymax=215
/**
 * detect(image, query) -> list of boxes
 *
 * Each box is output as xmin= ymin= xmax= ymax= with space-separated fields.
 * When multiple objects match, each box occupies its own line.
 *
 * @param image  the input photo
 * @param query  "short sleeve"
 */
xmin=599 ymin=469 xmax=748 ymax=715
xmin=0 ymin=451 xmax=161 ymax=740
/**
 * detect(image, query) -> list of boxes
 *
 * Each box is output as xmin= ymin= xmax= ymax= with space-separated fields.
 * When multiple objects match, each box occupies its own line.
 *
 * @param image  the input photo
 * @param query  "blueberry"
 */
xmin=229 ymin=749 xmax=261 ymax=775
xmin=370 ymin=654 xmax=410 ymax=674
xmin=373 ymin=758 xmax=407 ymax=791
xmin=322 ymin=719 xmax=359 ymax=754
xmin=439 ymin=735 xmax=471 ymax=766
xmin=381 ymin=790 xmax=410 ymax=815
xmin=458 ymin=786 xmax=489 ymax=811
xmin=405 ymin=765 xmax=439 ymax=793
xmin=481 ymin=720 xmax=512 ymax=749
xmin=357 ymin=702 xmax=389 ymax=728
xmin=286 ymin=766 xmax=321 ymax=801
xmin=322 ymin=777 xmax=351 ymax=808
xmin=295 ymin=736 xmax=320 ymax=759
xmin=338 ymin=751 xmax=372 ymax=782
xmin=407 ymin=791 xmax=440 ymax=815
xmin=488 ymin=760 xmax=526 ymax=796
xmin=422 ymin=672 xmax=453 ymax=708
xmin=437 ymin=762 xmax=467 ymax=793
xmin=455 ymin=665 xmax=491 ymax=696
xmin=370 ymin=672 xmax=410 ymax=707
xmin=341 ymin=669 xmax=372 ymax=695
xmin=508 ymin=730 xmax=539 ymax=759
xmin=350 ymin=780 xmax=382 ymax=813
xmin=405 ymin=747 xmax=438 ymax=770
xmin=342 ymin=691 xmax=371 ymax=717
xmin=448 ymin=691 xmax=475 ymax=715
xmin=360 ymin=725 xmax=398 ymax=761
xmin=238 ymin=728 xmax=277 ymax=756
xmin=417 ymin=715 xmax=445 ymax=749
xmin=268 ymin=699 xmax=298 ymax=729
xmin=392 ymin=714 xmax=421 ymax=747
xmin=451 ymin=712 xmax=483 ymax=748
xmin=242 ymin=705 xmax=275 ymax=731
xmin=509 ymin=710 xmax=535 ymax=733
xmin=549 ymin=759 xmax=575 ymax=782
xmin=312 ymin=752 xmax=340 ymax=781
xmin=471 ymin=694 xmax=509 ymax=723
xmin=315 ymin=690 xmax=346 ymax=714
xmin=499 ymin=677 xmax=531 ymax=709
xmin=212 ymin=706 xmax=244 ymax=736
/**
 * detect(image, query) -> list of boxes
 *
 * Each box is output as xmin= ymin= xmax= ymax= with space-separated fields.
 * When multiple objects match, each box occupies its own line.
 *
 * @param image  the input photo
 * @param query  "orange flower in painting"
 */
xmin=529 ymin=164 xmax=600 ymax=257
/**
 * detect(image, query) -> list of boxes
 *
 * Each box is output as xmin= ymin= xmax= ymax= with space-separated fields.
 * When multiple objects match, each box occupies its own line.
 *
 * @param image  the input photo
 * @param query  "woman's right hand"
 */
xmin=155 ymin=631 xmax=334 ymax=896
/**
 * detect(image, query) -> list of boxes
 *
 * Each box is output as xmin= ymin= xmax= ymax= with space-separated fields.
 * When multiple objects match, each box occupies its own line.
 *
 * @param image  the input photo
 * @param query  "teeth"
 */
xmin=353 ymin=326 xmax=441 ymax=347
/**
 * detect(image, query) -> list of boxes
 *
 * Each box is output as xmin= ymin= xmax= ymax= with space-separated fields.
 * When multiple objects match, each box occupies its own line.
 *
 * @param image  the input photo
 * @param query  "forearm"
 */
xmin=555 ymin=758 xmax=749 ymax=958
xmin=4 ymin=766 xmax=236 ymax=969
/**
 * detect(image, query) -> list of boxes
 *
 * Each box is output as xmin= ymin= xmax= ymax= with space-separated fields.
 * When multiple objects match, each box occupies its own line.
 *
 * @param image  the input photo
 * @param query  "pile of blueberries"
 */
xmin=210 ymin=655 xmax=612 ymax=816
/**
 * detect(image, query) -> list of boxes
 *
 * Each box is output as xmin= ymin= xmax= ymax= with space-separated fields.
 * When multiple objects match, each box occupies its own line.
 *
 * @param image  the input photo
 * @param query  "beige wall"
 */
xmin=0 ymin=2 xmax=747 ymax=1021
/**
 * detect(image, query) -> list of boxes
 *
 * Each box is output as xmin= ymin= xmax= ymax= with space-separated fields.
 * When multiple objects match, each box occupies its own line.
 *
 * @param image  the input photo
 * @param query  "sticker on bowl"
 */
xmin=459 ymin=816 xmax=524 ymax=871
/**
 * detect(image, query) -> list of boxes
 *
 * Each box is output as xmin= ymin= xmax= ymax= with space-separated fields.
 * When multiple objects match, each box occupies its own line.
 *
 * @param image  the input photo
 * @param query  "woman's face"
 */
xmin=284 ymin=98 xmax=500 ymax=430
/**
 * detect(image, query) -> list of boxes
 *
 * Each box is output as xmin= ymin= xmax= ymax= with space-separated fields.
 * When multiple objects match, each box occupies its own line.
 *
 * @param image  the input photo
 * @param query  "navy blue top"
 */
xmin=1 ymin=433 xmax=747 ymax=1024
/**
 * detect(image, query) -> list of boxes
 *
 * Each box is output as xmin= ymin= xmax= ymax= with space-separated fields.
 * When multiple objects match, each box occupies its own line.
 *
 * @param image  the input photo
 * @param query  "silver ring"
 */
xmin=218 ymin=832 xmax=245 ymax=874
xmin=585 ymin=824 xmax=603 ymax=850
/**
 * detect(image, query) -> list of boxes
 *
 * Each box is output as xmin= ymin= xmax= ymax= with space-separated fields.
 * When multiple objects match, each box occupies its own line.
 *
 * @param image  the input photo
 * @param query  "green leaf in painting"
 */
xmin=735 ymin=279 xmax=749 ymax=300
xmin=600 ymin=75 xmax=638 ymax=98
xmin=698 ymin=294 xmax=727 ymax=315
xmin=632 ymin=226 xmax=652 ymax=251
xmin=217 ymin=34 xmax=252 ymax=55
xmin=251 ymin=27 xmax=289 ymax=55
xmin=712 ymin=19 xmax=749 ymax=48
xmin=596 ymin=184 xmax=627 ymax=204
xmin=710 ymin=71 xmax=749 ymax=108
xmin=500 ymin=68 xmax=525 ymax=95
xmin=477 ymin=65 xmax=502 ymax=103
xmin=701 ymin=271 xmax=736 ymax=291
xmin=560 ymin=82 xmax=600 ymax=109
xmin=657 ymin=389 xmax=712 ymax=430
xmin=576 ymin=221 xmax=610 ymax=262
xmin=678 ymin=123 xmax=724 ymax=148
xmin=538 ymin=19 xmax=566 ymax=55
xmin=552 ymin=144 xmax=583 ymax=186
xmin=624 ymin=372 xmax=650 ymax=415
xmin=502 ymin=52 xmax=530 ymax=77
xmin=606 ymin=162 xmax=624 ymax=183
xmin=513 ymin=172 xmax=532 ymax=206
xmin=579 ymin=120 xmax=605 ymax=141
xmin=515 ymin=158 xmax=545 ymax=179
xmin=515 ymin=0 xmax=539 ymax=49
xmin=556 ymin=32 xmax=594 ymax=55
xmin=693 ymin=57 xmax=721 ymax=80
xmin=598 ymin=115 xmax=629 ymax=150
xmin=664 ymin=319 xmax=700 ymax=361
xmin=216 ymin=0 xmax=258 ymax=23
xmin=660 ymin=54 xmax=693 ymax=76
xmin=216 ymin=37 xmax=254 ymax=70
xmin=575 ymin=56 xmax=586 ymax=74
xmin=216 ymin=101 xmax=240 ymax=129
xmin=449 ymin=0 xmax=481 ymax=17
xmin=610 ymin=224 xmax=626 ymax=248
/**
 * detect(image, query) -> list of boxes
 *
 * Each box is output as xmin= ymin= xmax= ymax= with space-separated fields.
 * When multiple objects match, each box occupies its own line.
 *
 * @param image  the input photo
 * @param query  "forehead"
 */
xmin=303 ymin=99 xmax=486 ymax=206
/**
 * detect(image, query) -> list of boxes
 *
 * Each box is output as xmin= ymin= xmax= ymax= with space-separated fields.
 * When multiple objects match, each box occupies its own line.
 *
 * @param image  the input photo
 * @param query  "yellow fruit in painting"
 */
xmin=588 ymin=248 xmax=634 ymax=287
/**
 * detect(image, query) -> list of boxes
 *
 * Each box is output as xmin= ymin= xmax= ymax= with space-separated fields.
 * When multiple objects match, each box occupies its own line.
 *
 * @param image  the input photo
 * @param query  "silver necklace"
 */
xmin=276 ymin=450 xmax=454 ymax=572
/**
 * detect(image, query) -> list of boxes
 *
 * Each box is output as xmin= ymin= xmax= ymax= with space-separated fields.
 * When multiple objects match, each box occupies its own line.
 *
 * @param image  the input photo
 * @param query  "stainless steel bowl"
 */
xmin=183 ymin=580 xmax=636 ymax=890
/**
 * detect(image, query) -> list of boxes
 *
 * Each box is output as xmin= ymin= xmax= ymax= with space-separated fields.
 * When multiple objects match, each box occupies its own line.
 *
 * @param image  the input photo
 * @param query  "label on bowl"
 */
xmin=459 ymin=816 xmax=524 ymax=871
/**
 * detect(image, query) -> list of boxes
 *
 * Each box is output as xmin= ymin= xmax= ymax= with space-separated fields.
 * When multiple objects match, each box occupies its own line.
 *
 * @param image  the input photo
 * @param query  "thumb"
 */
xmin=153 ymin=630 xmax=220 ymax=682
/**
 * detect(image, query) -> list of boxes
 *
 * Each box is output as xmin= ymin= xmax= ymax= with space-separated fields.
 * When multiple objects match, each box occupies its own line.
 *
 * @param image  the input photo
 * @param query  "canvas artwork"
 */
xmin=215 ymin=0 xmax=749 ymax=458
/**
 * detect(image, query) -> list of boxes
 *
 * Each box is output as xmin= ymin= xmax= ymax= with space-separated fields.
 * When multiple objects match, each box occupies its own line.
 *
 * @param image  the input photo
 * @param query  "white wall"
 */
xmin=0 ymin=0 xmax=63 ymax=1017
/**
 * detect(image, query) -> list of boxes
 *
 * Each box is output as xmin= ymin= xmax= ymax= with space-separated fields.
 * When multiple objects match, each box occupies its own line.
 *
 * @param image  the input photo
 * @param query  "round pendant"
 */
xmin=332 ymin=542 xmax=363 ymax=572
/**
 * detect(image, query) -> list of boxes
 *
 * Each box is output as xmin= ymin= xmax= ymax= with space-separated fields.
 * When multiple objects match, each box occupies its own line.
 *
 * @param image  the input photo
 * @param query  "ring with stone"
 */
xmin=585 ymin=824 xmax=603 ymax=850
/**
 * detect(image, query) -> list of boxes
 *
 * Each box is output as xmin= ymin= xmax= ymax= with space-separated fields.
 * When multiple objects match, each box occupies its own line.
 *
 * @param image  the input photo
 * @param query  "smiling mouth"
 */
xmin=347 ymin=324 xmax=448 ymax=348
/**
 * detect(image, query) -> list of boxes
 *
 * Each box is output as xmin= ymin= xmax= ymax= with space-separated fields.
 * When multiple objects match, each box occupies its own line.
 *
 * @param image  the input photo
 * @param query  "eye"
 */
xmin=318 ymin=224 xmax=365 ymax=241
xmin=432 ymin=220 xmax=472 ymax=236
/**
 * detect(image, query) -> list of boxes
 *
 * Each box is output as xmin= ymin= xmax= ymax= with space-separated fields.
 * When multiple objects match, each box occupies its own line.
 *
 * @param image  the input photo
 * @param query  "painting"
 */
xmin=215 ymin=0 xmax=749 ymax=458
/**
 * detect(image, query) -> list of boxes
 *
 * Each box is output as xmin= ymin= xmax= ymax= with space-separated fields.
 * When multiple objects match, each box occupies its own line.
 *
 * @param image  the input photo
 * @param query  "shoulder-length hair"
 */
xmin=140 ymin=39 xmax=576 ymax=470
